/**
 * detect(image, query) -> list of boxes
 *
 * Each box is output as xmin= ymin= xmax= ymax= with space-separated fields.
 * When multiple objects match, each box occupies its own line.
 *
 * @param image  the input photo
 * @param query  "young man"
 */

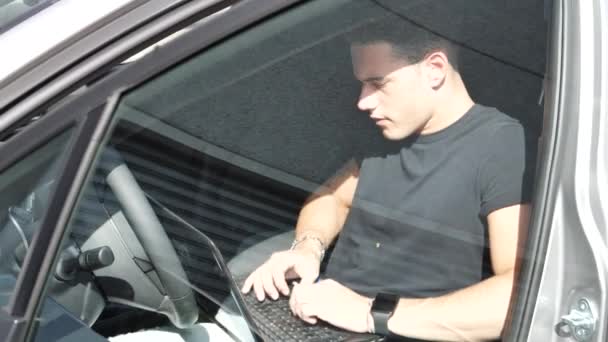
xmin=242 ymin=19 xmax=535 ymax=341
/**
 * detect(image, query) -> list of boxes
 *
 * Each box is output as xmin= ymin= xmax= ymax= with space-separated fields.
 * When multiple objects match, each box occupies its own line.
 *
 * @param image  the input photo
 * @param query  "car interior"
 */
xmin=0 ymin=0 xmax=548 ymax=341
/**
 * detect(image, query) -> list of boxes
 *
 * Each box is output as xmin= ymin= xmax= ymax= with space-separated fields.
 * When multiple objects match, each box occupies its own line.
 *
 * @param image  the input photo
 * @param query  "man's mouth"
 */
xmin=372 ymin=118 xmax=389 ymax=126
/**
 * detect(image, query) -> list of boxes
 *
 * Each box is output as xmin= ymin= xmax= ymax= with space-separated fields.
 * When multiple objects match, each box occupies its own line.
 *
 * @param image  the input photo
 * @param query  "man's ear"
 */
xmin=424 ymin=51 xmax=449 ymax=90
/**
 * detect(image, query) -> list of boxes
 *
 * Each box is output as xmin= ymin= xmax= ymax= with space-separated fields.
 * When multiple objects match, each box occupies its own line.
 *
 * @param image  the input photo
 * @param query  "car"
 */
xmin=0 ymin=0 xmax=606 ymax=341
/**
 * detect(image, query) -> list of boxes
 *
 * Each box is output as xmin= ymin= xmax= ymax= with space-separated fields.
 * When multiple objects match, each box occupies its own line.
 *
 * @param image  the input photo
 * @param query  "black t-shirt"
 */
xmin=323 ymin=104 xmax=536 ymax=298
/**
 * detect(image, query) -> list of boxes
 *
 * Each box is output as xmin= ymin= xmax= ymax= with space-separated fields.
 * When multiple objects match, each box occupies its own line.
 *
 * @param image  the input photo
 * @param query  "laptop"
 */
xmin=153 ymin=198 xmax=384 ymax=342
xmin=233 ymin=275 xmax=383 ymax=342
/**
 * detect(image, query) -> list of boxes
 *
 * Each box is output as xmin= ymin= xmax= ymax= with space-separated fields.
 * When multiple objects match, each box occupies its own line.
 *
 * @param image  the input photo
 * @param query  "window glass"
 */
xmin=42 ymin=0 xmax=545 ymax=341
xmin=0 ymin=129 xmax=72 ymax=305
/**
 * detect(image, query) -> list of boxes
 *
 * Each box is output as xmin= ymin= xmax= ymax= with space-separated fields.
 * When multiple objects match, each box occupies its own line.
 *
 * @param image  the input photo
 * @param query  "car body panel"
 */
xmin=524 ymin=0 xmax=608 ymax=341
xmin=0 ymin=0 xmax=136 ymax=83
xmin=0 ymin=0 xmax=191 ymax=123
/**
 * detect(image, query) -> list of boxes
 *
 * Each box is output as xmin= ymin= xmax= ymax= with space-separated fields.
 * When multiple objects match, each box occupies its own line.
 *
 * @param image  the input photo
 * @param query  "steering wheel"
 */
xmin=99 ymin=148 xmax=198 ymax=329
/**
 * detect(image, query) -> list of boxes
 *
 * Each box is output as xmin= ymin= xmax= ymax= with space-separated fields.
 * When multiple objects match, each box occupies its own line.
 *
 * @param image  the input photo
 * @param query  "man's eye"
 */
xmin=372 ymin=81 xmax=385 ymax=89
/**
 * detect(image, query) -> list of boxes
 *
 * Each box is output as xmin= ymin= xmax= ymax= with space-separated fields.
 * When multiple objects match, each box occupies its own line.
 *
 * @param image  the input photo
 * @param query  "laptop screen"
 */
xmin=148 ymin=197 xmax=260 ymax=342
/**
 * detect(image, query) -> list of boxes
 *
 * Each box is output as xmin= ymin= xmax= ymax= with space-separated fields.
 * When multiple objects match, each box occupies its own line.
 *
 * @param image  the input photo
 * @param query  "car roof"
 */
xmin=0 ymin=0 xmax=196 ymax=128
xmin=0 ymin=0 xmax=137 ymax=83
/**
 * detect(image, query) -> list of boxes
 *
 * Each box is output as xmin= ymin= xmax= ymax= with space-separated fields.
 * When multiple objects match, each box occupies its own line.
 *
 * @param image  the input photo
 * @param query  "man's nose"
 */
xmin=357 ymin=85 xmax=377 ymax=112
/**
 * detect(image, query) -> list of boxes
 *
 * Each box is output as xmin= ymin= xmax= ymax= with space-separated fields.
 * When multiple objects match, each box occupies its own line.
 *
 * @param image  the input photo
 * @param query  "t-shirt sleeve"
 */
xmin=479 ymin=122 xmax=537 ymax=216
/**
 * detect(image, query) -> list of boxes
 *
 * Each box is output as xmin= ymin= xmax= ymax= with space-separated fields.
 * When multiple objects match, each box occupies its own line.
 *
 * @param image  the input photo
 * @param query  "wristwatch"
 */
xmin=370 ymin=293 xmax=400 ymax=336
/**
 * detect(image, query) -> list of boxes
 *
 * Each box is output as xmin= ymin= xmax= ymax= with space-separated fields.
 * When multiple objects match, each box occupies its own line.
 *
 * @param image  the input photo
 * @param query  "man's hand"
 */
xmin=241 ymin=249 xmax=321 ymax=301
xmin=289 ymin=279 xmax=373 ymax=333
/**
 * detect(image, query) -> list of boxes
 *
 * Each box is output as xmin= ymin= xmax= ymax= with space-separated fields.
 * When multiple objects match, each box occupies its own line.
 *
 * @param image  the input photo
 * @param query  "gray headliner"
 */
xmin=122 ymin=0 xmax=546 ymax=184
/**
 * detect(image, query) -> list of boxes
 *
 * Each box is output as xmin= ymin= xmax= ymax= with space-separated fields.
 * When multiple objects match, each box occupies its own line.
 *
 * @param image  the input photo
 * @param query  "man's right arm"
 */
xmin=293 ymin=158 xmax=360 ymax=256
xmin=241 ymin=159 xmax=360 ymax=301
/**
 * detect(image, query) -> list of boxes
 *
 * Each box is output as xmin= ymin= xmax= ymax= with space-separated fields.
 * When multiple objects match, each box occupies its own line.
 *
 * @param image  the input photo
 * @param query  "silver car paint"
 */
xmin=528 ymin=0 xmax=608 ymax=341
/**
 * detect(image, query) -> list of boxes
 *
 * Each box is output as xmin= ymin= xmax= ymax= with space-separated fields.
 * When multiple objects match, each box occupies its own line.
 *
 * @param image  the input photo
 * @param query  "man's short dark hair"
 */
xmin=348 ymin=17 xmax=460 ymax=70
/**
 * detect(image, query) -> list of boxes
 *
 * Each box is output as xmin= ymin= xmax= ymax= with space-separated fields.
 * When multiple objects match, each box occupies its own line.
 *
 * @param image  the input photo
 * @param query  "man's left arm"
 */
xmin=289 ymin=203 xmax=530 ymax=341
xmin=384 ymin=123 xmax=536 ymax=341
xmin=386 ymin=203 xmax=530 ymax=341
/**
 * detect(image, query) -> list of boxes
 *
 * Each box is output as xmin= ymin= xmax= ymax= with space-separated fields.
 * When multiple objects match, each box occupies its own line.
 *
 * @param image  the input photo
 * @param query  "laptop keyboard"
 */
xmin=241 ymin=287 xmax=383 ymax=342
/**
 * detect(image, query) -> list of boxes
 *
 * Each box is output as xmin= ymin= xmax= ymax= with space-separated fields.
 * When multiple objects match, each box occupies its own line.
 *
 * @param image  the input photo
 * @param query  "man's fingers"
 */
xmin=242 ymin=250 xmax=320 ymax=302
xmin=241 ymin=273 xmax=254 ymax=294
xmin=272 ymin=266 xmax=290 ymax=296
xmin=252 ymin=272 xmax=267 ymax=302
xmin=298 ymin=303 xmax=319 ymax=324
xmin=288 ymin=281 xmax=299 ymax=314
xmin=289 ymin=283 xmax=318 ymax=324
xmin=261 ymin=270 xmax=279 ymax=300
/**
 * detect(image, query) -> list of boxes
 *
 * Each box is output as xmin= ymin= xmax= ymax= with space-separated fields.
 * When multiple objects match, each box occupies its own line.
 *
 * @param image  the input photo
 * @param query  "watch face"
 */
xmin=372 ymin=293 xmax=399 ymax=312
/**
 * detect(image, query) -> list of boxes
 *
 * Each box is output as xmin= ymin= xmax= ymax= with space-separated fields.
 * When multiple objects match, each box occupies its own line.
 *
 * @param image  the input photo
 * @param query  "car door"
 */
xmin=0 ymin=1 xmax=262 ymax=341
xmin=0 ymin=89 xmax=118 ymax=342
xmin=506 ymin=0 xmax=608 ymax=341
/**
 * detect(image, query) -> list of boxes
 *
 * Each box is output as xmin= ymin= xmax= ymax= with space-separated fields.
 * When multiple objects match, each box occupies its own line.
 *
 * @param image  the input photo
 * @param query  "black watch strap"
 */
xmin=371 ymin=293 xmax=399 ymax=336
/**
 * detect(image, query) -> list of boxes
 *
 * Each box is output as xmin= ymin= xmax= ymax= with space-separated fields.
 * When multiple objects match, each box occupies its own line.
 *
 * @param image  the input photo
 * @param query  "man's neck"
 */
xmin=420 ymin=77 xmax=474 ymax=135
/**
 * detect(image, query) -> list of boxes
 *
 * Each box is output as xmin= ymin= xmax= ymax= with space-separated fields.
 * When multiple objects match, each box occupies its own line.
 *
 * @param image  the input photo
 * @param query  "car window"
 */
xmin=0 ymin=129 xmax=72 ymax=305
xmin=34 ymin=0 xmax=546 ymax=341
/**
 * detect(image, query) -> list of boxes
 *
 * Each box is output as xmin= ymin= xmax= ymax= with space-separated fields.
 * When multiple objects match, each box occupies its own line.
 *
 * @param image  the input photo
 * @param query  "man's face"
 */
xmin=351 ymin=42 xmax=433 ymax=140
